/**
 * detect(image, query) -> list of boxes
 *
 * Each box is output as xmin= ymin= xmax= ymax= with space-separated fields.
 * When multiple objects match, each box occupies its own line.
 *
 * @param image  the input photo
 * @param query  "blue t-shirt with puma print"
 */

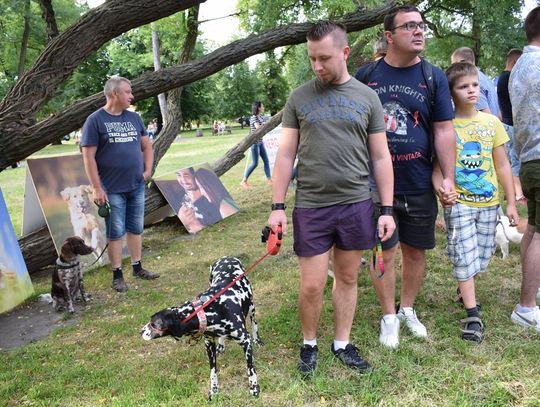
xmin=81 ymin=108 xmax=148 ymax=193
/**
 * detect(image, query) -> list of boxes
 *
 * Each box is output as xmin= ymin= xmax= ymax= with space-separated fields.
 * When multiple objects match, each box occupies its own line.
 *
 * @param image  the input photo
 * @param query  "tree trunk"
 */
xmin=0 ymin=1 xmax=397 ymax=170
xmin=18 ymin=0 xmax=31 ymax=78
xmin=38 ymin=0 xmax=60 ymax=43
xmin=151 ymin=26 xmax=168 ymax=123
xmin=153 ymin=6 xmax=200 ymax=170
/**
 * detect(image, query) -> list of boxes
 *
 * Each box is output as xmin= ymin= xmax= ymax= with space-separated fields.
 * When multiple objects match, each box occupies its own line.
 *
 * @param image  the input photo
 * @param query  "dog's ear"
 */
xmin=60 ymin=239 xmax=76 ymax=261
xmin=60 ymin=188 xmax=71 ymax=201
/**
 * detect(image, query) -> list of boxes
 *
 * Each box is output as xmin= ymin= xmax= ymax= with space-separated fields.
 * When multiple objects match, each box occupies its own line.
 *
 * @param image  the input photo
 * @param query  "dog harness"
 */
xmin=191 ymin=298 xmax=208 ymax=337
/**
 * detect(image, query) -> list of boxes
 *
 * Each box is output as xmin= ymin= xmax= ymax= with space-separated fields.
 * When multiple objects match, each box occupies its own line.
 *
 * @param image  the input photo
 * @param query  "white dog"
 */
xmin=60 ymin=185 xmax=105 ymax=259
xmin=495 ymin=212 xmax=523 ymax=259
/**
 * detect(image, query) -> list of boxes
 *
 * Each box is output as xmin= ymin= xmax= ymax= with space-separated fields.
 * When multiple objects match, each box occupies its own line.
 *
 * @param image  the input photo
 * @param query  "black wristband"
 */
xmin=379 ymin=206 xmax=393 ymax=216
xmin=271 ymin=203 xmax=286 ymax=211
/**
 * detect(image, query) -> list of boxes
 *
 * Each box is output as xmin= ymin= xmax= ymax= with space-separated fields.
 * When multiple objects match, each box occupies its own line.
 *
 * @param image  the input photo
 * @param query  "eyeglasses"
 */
xmin=390 ymin=22 xmax=426 ymax=32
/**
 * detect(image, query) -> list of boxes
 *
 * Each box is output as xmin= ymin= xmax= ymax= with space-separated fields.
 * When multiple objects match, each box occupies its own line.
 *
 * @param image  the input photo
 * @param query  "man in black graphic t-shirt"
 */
xmin=355 ymin=5 xmax=456 ymax=349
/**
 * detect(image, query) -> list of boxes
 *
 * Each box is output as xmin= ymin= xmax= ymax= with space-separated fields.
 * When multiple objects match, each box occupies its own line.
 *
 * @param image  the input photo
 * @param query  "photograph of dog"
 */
xmin=141 ymin=256 xmax=263 ymax=399
xmin=51 ymin=236 xmax=94 ymax=313
xmin=60 ymin=185 xmax=106 ymax=259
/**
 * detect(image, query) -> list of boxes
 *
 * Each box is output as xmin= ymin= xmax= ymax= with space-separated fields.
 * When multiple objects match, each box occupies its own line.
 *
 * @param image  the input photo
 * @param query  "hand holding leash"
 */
xmin=261 ymin=225 xmax=283 ymax=255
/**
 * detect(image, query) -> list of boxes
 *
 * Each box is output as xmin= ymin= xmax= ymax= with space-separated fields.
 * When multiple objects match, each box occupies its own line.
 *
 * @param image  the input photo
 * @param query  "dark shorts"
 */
xmin=375 ymin=191 xmax=438 ymax=250
xmin=292 ymin=200 xmax=375 ymax=257
xmin=520 ymin=160 xmax=540 ymax=233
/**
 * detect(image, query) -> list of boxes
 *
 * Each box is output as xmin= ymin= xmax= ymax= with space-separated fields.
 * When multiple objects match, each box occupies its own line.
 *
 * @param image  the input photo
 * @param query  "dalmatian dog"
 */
xmin=141 ymin=256 xmax=263 ymax=399
xmin=51 ymin=236 xmax=94 ymax=313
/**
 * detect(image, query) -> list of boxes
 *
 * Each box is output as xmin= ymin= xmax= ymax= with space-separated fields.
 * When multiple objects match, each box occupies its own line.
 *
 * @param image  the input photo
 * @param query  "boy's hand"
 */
xmin=506 ymin=204 xmax=519 ymax=227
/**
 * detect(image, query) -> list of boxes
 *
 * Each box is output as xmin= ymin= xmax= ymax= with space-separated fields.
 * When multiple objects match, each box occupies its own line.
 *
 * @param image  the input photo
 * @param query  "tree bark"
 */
xmin=38 ymin=0 xmax=60 ymax=43
xmin=0 ymin=1 xmax=397 ymax=170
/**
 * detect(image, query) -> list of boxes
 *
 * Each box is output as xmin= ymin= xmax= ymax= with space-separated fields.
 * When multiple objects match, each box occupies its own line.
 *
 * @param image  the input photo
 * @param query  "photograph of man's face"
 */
xmin=155 ymin=164 xmax=240 ymax=234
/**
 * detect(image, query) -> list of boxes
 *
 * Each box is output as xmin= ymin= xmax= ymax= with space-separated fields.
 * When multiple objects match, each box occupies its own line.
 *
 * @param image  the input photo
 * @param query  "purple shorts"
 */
xmin=292 ymin=200 xmax=376 ymax=257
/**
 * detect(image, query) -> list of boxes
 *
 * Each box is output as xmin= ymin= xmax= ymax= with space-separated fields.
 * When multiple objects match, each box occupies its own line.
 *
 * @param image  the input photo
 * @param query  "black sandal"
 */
xmin=460 ymin=316 xmax=484 ymax=343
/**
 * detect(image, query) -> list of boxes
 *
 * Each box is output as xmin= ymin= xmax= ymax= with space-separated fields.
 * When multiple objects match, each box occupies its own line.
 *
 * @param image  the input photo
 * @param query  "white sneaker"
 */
xmin=397 ymin=307 xmax=428 ymax=338
xmin=379 ymin=314 xmax=400 ymax=349
xmin=511 ymin=305 xmax=540 ymax=333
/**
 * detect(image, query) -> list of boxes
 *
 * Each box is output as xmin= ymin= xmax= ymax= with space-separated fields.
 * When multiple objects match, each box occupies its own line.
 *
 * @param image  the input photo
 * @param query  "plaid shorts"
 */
xmin=443 ymin=203 xmax=498 ymax=281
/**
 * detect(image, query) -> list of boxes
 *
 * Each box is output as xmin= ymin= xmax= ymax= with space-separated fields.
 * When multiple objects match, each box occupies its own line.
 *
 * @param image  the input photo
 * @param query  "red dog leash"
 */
xmin=181 ymin=226 xmax=283 ymax=325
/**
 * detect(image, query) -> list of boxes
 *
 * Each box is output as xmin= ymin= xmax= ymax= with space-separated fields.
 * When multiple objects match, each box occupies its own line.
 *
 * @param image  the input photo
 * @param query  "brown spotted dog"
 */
xmin=51 ymin=236 xmax=94 ymax=313
xmin=141 ymin=256 xmax=263 ymax=400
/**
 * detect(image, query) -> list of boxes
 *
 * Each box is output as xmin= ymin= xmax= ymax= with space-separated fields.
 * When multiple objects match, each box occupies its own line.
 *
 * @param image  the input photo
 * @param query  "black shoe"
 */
xmin=112 ymin=277 xmax=128 ymax=292
xmin=132 ymin=268 xmax=160 ymax=280
xmin=297 ymin=345 xmax=318 ymax=377
xmin=331 ymin=343 xmax=373 ymax=373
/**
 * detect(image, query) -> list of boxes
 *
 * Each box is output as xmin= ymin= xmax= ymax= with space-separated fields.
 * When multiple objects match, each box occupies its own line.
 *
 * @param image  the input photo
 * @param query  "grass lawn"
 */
xmin=1 ymin=127 xmax=539 ymax=406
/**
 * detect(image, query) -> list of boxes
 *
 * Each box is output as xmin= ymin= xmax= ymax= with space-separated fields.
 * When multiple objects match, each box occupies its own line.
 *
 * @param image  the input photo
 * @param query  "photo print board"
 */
xmin=154 ymin=163 xmax=239 ymax=234
xmin=0 ymin=188 xmax=34 ymax=314
xmin=25 ymin=155 xmax=109 ymax=266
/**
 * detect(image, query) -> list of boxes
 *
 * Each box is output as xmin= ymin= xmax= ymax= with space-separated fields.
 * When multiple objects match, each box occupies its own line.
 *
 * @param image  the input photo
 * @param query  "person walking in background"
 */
xmin=81 ymin=76 xmax=159 ymax=293
xmin=268 ymin=21 xmax=395 ymax=376
xmin=508 ymin=6 xmax=540 ymax=332
xmin=355 ymin=5 xmax=456 ymax=349
xmin=497 ymin=48 xmax=525 ymax=203
xmin=240 ymin=101 xmax=272 ymax=189
xmin=436 ymin=62 xmax=518 ymax=343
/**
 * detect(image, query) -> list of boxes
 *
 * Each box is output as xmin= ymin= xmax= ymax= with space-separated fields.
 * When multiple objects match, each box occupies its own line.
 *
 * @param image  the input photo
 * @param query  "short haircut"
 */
xmin=104 ymin=76 xmax=131 ymax=98
xmin=525 ymin=6 xmax=540 ymax=42
xmin=251 ymin=101 xmax=263 ymax=116
xmin=451 ymin=47 xmax=476 ymax=64
xmin=445 ymin=62 xmax=478 ymax=89
xmin=506 ymin=48 xmax=522 ymax=64
xmin=176 ymin=167 xmax=195 ymax=176
xmin=306 ymin=20 xmax=348 ymax=47
xmin=383 ymin=5 xmax=420 ymax=31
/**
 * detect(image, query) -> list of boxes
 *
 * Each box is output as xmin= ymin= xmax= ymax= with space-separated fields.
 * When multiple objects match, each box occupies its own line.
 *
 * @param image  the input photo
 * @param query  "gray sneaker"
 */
xmin=112 ymin=277 xmax=128 ymax=292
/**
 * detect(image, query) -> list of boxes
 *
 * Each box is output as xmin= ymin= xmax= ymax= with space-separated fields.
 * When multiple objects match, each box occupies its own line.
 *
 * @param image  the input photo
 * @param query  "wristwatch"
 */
xmin=379 ymin=205 xmax=393 ymax=216
xmin=271 ymin=203 xmax=286 ymax=211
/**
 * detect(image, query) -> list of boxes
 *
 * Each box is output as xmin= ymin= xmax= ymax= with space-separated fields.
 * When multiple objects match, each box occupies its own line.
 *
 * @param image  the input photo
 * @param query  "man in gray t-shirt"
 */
xmin=268 ymin=21 xmax=395 ymax=375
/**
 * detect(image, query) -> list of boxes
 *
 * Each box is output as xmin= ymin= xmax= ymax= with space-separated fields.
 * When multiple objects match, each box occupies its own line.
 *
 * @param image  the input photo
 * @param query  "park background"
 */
xmin=0 ymin=0 xmax=539 ymax=405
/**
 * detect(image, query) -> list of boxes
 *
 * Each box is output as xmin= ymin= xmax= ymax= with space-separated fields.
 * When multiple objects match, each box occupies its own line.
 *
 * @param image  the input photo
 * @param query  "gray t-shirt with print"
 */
xmin=282 ymin=77 xmax=386 ymax=208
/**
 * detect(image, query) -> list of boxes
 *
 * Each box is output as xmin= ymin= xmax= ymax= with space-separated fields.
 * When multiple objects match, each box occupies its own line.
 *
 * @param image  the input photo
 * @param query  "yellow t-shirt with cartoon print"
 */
xmin=453 ymin=111 xmax=509 ymax=207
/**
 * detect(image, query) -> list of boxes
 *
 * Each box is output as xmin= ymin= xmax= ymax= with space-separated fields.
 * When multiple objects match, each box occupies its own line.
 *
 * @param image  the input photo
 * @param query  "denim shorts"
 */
xmin=374 ymin=191 xmax=438 ymax=250
xmin=105 ymin=182 xmax=145 ymax=240
xmin=444 ymin=203 xmax=498 ymax=281
xmin=520 ymin=159 xmax=540 ymax=233
xmin=292 ymin=200 xmax=375 ymax=257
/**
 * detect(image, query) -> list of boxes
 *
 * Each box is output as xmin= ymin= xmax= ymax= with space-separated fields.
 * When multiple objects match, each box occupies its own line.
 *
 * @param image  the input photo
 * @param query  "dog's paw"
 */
xmin=83 ymin=293 xmax=92 ymax=302
xmin=216 ymin=343 xmax=225 ymax=354
xmin=253 ymin=337 xmax=264 ymax=347
xmin=250 ymin=383 xmax=260 ymax=397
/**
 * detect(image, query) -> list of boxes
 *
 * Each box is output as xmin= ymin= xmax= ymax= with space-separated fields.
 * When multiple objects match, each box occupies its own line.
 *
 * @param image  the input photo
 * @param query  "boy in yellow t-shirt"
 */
xmin=434 ymin=62 xmax=519 ymax=343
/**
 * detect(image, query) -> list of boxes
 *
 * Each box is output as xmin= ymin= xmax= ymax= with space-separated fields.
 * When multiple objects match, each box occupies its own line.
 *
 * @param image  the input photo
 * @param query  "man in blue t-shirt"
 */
xmin=81 ymin=76 xmax=158 ymax=292
xmin=355 ymin=5 xmax=456 ymax=349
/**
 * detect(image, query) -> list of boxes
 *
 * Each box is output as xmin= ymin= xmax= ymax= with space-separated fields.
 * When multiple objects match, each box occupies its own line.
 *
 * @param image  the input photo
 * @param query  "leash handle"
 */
xmin=262 ymin=225 xmax=283 ymax=255
xmin=373 ymin=231 xmax=384 ymax=279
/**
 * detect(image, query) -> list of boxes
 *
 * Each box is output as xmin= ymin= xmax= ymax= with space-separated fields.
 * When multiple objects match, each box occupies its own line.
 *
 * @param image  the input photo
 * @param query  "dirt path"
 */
xmin=0 ymin=297 xmax=79 ymax=351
